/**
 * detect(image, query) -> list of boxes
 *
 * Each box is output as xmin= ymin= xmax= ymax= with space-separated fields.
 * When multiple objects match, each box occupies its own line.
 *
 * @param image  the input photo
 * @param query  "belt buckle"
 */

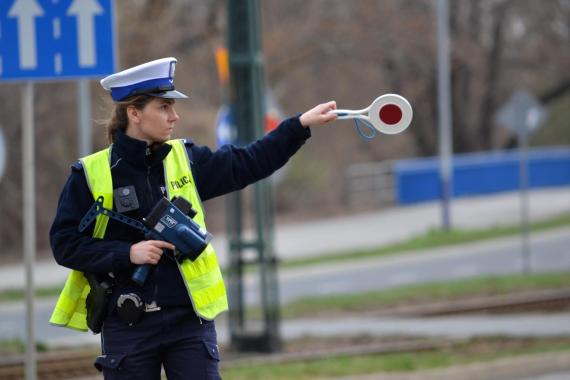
xmin=144 ymin=301 xmax=161 ymax=312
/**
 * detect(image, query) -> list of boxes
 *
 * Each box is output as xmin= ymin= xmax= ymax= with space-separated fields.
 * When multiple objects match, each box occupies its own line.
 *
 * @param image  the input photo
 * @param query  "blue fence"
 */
xmin=393 ymin=147 xmax=570 ymax=204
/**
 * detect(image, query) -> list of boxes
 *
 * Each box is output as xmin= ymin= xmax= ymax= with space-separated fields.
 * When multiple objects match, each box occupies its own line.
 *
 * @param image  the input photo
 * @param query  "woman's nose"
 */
xmin=170 ymin=108 xmax=179 ymax=122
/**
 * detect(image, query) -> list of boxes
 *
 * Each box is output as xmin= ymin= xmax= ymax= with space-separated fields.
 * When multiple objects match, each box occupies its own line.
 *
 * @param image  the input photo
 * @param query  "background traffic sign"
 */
xmin=0 ymin=0 xmax=115 ymax=81
xmin=495 ymin=89 xmax=548 ymax=133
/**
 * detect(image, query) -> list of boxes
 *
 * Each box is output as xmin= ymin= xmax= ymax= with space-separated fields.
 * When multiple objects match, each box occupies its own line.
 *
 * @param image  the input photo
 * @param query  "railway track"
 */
xmin=1 ymin=289 xmax=569 ymax=380
xmin=378 ymin=287 xmax=570 ymax=317
xmin=0 ymin=349 xmax=99 ymax=380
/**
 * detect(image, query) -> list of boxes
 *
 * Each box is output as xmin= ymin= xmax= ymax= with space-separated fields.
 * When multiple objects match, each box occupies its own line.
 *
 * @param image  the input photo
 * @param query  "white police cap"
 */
xmin=100 ymin=57 xmax=188 ymax=101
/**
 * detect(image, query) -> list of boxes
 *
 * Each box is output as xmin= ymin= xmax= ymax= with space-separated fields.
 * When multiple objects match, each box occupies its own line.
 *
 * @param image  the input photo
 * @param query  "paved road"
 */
xmin=277 ymin=313 xmax=570 ymax=341
xmin=250 ymin=227 xmax=570 ymax=305
xmin=518 ymin=373 xmax=570 ymax=380
xmin=1 ymin=186 xmax=569 ymax=291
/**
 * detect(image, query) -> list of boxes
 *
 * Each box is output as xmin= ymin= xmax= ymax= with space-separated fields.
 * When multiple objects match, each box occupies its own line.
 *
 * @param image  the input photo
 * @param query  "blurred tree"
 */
xmin=0 ymin=0 xmax=568 ymax=256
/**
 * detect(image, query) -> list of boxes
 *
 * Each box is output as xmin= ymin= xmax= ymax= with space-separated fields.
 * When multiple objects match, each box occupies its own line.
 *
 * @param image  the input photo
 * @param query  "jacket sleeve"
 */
xmin=50 ymin=163 xmax=132 ymax=274
xmin=189 ymin=115 xmax=311 ymax=201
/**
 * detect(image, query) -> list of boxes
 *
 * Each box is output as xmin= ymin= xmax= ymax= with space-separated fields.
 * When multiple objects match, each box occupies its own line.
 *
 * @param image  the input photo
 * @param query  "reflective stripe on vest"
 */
xmin=50 ymin=140 xmax=227 ymax=331
xmin=163 ymin=140 xmax=228 ymax=320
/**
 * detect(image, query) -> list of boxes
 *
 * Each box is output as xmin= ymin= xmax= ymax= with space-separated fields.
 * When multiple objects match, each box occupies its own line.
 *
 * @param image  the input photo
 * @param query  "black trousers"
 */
xmin=95 ymin=306 xmax=221 ymax=380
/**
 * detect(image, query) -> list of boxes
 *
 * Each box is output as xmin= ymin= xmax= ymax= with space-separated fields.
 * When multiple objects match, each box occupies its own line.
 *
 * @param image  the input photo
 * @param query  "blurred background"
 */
xmin=0 ymin=0 xmax=569 ymax=379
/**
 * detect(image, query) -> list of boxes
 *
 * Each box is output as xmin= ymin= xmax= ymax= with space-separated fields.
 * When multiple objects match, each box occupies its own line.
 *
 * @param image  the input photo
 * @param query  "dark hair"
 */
xmin=105 ymin=94 xmax=155 ymax=143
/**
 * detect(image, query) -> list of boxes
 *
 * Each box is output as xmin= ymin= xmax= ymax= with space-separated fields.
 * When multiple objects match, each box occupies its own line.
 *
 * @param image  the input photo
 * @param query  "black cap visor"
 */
xmin=127 ymin=83 xmax=188 ymax=100
xmin=149 ymin=89 xmax=188 ymax=99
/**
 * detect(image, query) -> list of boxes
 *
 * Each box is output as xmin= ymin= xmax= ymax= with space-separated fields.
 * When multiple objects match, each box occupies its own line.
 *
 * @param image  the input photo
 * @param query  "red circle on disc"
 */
xmin=379 ymin=104 xmax=402 ymax=125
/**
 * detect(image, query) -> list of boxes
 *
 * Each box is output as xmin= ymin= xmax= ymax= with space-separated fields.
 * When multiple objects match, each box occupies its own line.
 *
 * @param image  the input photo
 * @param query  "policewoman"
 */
xmin=49 ymin=57 xmax=337 ymax=379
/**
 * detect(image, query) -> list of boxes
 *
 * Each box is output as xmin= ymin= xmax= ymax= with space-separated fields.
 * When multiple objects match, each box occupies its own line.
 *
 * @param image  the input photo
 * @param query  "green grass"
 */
xmin=0 ymin=286 xmax=62 ymax=303
xmin=221 ymin=338 xmax=570 ymax=380
xmin=282 ymin=212 xmax=570 ymax=269
xmin=0 ymin=339 xmax=49 ymax=355
xmin=0 ymin=338 xmax=25 ymax=355
xmin=224 ymin=352 xmax=451 ymax=380
xmin=281 ymin=272 xmax=570 ymax=318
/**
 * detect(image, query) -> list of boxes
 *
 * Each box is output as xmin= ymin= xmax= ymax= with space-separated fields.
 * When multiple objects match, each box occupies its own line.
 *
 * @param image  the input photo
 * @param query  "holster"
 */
xmin=84 ymin=272 xmax=114 ymax=334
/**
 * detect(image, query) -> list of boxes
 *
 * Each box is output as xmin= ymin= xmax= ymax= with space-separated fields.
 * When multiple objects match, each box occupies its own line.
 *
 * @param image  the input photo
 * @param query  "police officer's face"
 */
xmin=127 ymin=98 xmax=179 ymax=144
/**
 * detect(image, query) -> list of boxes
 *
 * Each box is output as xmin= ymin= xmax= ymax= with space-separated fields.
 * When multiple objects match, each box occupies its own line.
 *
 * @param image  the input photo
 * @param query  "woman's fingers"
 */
xmin=148 ymin=253 xmax=161 ymax=264
xmin=148 ymin=240 xmax=176 ymax=251
xmin=129 ymin=240 xmax=176 ymax=265
xmin=300 ymin=101 xmax=338 ymax=127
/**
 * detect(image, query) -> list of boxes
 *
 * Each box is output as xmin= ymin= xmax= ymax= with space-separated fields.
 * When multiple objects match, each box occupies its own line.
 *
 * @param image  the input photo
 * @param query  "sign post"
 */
xmin=436 ymin=0 xmax=454 ymax=231
xmin=496 ymin=89 xmax=548 ymax=274
xmin=22 ymin=81 xmax=36 ymax=380
xmin=1 ymin=1 xmax=116 ymax=379
xmin=78 ymin=79 xmax=92 ymax=156
xmin=0 ymin=127 xmax=5 ymax=181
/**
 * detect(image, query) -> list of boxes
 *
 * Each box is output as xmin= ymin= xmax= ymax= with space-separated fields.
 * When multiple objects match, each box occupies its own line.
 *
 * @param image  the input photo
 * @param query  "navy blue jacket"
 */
xmin=50 ymin=116 xmax=310 ymax=307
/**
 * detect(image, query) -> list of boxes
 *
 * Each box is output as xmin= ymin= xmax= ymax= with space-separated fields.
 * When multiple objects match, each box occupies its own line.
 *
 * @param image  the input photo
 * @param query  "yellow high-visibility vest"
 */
xmin=49 ymin=140 xmax=228 ymax=331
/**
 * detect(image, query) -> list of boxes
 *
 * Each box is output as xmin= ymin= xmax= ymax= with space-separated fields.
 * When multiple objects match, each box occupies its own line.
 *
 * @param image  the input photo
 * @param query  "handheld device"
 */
xmin=329 ymin=94 xmax=413 ymax=138
xmin=79 ymin=196 xmax=212 ymax=286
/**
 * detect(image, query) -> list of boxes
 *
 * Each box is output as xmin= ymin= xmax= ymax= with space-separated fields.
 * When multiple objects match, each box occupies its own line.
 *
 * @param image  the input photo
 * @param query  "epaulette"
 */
xmin=182 ymin=138 xmax=195 ymax=147
xmin=180 ymin=138 xmax=194 ymax=163
xmin=71 ymin=160 xmax=83 ymax=172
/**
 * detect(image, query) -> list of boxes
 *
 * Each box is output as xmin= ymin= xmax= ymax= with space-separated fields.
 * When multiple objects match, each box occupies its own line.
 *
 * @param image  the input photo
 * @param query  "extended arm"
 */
xmin=191 ymin=115 xmax=307 ymax=201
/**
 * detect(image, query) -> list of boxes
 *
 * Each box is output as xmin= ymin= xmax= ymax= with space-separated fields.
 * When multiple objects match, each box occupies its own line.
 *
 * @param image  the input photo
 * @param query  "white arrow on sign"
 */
xmin=8 ymin=0 xmax=44 ymax=70
xmin=67 ymin=0 xmax=103 ymax=67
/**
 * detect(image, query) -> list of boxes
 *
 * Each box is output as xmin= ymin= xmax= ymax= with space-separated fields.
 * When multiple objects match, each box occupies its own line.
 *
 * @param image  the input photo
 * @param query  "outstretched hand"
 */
xmin=299 ymin=101 xmax=337 ymax=128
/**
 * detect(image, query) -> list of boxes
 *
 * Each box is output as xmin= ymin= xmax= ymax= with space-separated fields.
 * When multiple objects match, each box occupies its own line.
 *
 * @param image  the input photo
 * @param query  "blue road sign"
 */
xmin=0 ymin=0 xmax=115 ymax=81
xmin=215 ymin=105 xmax=237 ymax=147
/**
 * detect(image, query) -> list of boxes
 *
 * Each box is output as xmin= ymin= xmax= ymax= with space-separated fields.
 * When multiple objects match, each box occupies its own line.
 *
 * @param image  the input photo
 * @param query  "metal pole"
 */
xmin=78 ymin=80 xmax=92 ymax=156
xmin=22 ymin=81 xmax=37 ymax=380
xmin=518 ymin=124 xmax=531 ymax=273
xmin=227 ymin=191 xmax=244 ymax=332
xmin=436 ymin=0 xmax=453 ymax=231
xmin=226 ymin=0 xmax=281 ymax=352
xmin=0 ymin=128 xmax=6 ymax=181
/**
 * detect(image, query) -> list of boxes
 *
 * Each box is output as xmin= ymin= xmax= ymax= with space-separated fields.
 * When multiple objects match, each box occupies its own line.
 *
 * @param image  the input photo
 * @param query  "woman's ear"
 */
xmin=126 ymin=105 xmax=140 ymax=124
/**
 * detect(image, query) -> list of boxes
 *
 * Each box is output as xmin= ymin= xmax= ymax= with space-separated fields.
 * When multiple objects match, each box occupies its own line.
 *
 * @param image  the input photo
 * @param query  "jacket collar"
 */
xmin=113 ymin=129 xmax=172 ymax=168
